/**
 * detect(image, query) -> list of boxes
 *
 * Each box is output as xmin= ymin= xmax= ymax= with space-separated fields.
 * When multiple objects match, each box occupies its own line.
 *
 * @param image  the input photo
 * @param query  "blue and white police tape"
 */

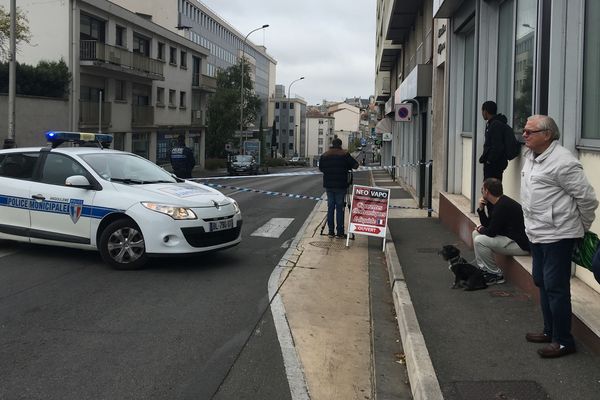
xmin=193 ymin=161 xmax=433 ymax=181
xmin=200 ymin=182 xmax=435 ymax=212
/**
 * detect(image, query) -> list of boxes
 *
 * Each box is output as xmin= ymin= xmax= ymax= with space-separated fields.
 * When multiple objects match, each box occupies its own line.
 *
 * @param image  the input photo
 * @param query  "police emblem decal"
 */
xmin=69 ymin=199 xmax=84 ymax=224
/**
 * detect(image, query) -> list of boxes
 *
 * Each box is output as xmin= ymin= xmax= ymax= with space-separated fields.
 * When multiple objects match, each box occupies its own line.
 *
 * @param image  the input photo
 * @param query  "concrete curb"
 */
xmin=385 ymin=231 xmax=444 ymax=400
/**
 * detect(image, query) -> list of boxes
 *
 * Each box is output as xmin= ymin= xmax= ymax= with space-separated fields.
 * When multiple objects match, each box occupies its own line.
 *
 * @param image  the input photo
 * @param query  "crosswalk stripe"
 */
xmin=251 ymin=218 xmax=295 ymax=238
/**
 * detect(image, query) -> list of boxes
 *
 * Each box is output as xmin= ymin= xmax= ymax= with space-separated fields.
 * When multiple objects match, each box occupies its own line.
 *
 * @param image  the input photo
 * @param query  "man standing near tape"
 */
xmin=319 ymin=138 xmax=359 ymax=238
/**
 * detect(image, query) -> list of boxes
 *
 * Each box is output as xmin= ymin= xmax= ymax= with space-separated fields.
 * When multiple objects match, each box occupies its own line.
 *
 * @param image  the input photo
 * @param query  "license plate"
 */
xmin=210 ymin=218 xmax=233 ymax=232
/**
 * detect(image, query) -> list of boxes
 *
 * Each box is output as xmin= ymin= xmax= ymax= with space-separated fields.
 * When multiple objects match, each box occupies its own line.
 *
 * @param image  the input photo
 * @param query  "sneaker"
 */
xmin=483 ymin=273 xmax=505 ymax=285
xmin=327 ymin=233 xmax=335 ymax=238
xmin=335 ymin=233 xmax=347 ymax=239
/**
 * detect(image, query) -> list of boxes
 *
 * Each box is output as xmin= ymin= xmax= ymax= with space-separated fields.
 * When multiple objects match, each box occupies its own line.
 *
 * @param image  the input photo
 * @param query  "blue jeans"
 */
xmin=530 ymin=239 xmax=575 ymax=348
xmin=326 ymin=189 xmax=346 ymax=235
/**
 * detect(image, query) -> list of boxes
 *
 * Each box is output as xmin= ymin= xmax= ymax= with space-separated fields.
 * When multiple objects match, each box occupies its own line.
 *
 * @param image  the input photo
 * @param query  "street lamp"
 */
xmin=239 ymin=24 xmax=269 ymax=154
xmin=287 ymin=76 xmax=305 ymax=99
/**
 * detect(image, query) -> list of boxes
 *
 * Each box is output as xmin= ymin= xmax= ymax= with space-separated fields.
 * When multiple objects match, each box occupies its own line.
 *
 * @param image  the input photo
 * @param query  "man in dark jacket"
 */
xmin=479 ymin=101 xmax=509 ymax=180
xmin=170 ymin=136 xmax=195 ymax=178
xmin=319 ymin=138 xmax=359 ymax=238
xmin=473 ymin=178 xmax=530 ymax=285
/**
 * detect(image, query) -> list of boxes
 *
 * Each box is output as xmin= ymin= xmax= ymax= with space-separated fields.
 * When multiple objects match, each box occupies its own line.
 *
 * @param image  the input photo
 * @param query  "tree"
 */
xmin=0 ymin=6 xmax=32 ymax=62
xmin=206 ymin=60 xmax=261 ymax=158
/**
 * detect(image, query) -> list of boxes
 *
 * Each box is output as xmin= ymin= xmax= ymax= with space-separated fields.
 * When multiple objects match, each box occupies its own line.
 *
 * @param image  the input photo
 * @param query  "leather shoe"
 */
xmin=537 ymin=342 xmax=576 ymax=358
xmin=525 ymin=332 xmax=552 ymax=343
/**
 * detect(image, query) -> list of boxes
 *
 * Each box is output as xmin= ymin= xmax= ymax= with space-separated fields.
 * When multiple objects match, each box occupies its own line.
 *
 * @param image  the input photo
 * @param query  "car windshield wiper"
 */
xmin=139 ymin=180 xmax=175 ymax=184
xmin=110 ymin=177 xmax=145 ymax=184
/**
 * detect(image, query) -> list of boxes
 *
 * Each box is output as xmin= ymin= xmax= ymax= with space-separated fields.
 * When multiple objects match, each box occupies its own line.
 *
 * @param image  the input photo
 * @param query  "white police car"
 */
xmin=0 ymin=132 xmax=242 ymax=269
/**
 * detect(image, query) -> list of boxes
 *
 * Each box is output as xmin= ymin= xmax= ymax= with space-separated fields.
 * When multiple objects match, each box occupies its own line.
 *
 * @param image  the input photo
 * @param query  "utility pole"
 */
xmin=6 ymin=0 xmax=17 ymax=147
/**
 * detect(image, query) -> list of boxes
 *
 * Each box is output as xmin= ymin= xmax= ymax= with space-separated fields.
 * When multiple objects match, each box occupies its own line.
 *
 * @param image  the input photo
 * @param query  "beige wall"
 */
xmin=461 ymin=137 xmax=472 ymax=201
xmin=0 ymin=95 xmax=70 ymax=147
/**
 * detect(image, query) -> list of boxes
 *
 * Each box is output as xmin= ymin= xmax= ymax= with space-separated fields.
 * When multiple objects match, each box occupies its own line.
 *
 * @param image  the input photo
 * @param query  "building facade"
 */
xmin=326 ymin=102 xmax=361 ymax=150
xmin=269 ymin=85 xmax=307 ymax=158
xmin=306 ymin=109 xmax=335 ymax=165
xmin=112 ymin=0 xmax=277 ymax=134
xmin=376 ymin=0 xmax=600 ymax=345
xmin=2 ymin=0 xmax=214 ymax=167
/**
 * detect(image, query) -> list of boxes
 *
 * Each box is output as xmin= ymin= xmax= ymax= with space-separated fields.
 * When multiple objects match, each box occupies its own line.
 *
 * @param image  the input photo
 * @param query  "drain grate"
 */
xmin=309 ymin=241 xmax=348 ymax=250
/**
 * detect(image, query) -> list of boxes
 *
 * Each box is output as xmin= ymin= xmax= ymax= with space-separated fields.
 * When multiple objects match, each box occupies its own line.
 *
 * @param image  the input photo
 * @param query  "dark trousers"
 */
xmin=483 ymin=162 xmax=506 ymax=181
xmin=326 ymin=189 xmax=346 ymax=235
xmin=530 ymin=239 xmax=576 ymax=348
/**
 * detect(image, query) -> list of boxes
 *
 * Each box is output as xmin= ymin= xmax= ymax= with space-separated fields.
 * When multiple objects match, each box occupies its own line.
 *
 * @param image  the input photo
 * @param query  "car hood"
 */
xmin=111 ymin=181 xmax=231 ymax=208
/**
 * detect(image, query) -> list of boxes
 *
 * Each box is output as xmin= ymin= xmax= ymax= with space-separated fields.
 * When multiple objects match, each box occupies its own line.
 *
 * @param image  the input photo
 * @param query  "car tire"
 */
xmin=99 ymin=219 xmax=148 ymax=270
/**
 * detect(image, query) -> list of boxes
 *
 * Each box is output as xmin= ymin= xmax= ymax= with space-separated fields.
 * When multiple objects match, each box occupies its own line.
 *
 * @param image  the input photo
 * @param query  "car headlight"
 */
xmin=141 ymin=202 xmax=197 ymax=220
xmin=230 ymin=199 xmax=241 ymax=214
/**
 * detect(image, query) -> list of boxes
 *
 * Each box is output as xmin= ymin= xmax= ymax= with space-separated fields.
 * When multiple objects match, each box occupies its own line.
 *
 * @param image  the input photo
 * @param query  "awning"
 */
xmin=375 ymin=117 xmax=392 ymax=134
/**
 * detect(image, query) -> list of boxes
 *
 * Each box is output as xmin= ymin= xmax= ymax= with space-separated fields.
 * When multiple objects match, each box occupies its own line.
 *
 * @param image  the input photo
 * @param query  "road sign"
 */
xmin=395 ymin=103 xmax=412 ymax=122
xmin=348 ymin=185 xmax=390 ymax=244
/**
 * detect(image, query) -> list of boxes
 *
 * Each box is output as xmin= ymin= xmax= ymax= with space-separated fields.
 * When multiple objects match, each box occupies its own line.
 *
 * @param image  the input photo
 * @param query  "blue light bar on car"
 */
xmin=45 ymin=131 xmax=113 ymax=148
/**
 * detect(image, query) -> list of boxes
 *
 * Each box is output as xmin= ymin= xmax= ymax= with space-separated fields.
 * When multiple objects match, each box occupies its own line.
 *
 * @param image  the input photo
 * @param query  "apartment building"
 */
xmin=326 ymin=102 xmax=361 ymax=150
xmin=306 ymin=109 xmax=335 ymax=165
xmin=376 ymin=0 xmax=600 ymax=350
xmin=2 ymin=0 xmax=214 ymax=167
xmin=269 ymin=85 xmax=307 ymax=158
xmin=111 ymin=0 xmax=278 ymax=135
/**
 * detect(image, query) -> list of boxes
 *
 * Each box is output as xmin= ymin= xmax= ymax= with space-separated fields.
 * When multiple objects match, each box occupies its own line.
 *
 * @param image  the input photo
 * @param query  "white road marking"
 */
xmin=251 ymin=218 xmax=294 ymax=238
xmin=0 ymin=243 xmax=19 ymax=258
xmin=281 ymin=239 xmax=292 ymax=249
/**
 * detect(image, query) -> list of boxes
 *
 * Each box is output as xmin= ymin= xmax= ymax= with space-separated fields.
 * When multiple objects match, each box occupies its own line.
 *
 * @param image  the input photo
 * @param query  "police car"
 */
xmin=0 ymin=132 xmax=242 ymax=269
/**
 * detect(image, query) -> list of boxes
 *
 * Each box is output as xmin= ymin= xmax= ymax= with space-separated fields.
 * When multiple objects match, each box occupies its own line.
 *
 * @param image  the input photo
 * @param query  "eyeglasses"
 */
xmin=522 ymin=129 xmax=547 ymax=136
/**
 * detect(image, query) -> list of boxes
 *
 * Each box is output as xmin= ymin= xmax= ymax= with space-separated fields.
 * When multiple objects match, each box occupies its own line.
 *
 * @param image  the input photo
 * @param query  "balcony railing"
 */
xmin=80 ymin=40 xmax=164 ymax=78
xmin=132 ymin=105 xmax=154 ymax=127
xmin=79 ymin=100 xmax=111 ymax=127
xmin=194 ymin=74 xmax=217 ymax=93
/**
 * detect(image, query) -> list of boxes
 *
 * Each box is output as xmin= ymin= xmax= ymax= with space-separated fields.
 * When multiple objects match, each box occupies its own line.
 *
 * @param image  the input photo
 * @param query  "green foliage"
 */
xmin=206 ymin=60 xmax=261 ymax=158
xmin=204 ymin=158 xmax=227 ymax=170
xmin=348 ymin=137 xmax=361 ymax=153
xmin=0 ymin=60 xmax=71 ymax=98
xmin=0 ymin=6 xmax=31 ymax=61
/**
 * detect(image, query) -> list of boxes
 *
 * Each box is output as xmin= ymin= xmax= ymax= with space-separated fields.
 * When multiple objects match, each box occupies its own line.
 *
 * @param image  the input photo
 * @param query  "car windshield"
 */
xmin=80 ymin=153 xmax=177 ymax=184
xmin=233 ymin=155 xmax=253 ymax=162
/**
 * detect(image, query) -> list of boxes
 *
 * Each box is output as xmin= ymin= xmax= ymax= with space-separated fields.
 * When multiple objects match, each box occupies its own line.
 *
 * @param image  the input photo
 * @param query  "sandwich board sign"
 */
xmin=347 ymin=185 xmax=391 ymax=250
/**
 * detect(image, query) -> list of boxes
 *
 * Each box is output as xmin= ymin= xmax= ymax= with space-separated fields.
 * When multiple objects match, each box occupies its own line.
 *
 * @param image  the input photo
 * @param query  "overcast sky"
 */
xmin=199 ymin=0 xmax=376 ymax=105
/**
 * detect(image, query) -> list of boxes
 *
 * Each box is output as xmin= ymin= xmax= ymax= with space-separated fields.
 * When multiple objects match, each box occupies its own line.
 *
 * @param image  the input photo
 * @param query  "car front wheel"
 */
xmin=99 ymin=219 xmax=148 ymax=270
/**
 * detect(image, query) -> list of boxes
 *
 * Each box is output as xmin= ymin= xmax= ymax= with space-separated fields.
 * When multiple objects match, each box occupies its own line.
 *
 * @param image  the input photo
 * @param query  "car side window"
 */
xmin=0 ymin=152 xmax=39 ymax=180
xmin=40 ymin=153 xmax=87 ymax=186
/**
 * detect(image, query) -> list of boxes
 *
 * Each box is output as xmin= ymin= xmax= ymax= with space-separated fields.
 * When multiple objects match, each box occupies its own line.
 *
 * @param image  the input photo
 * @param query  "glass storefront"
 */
xmin=132 ymin=133 xmax=149 ymax=159
xmin=513 ymin=0 xmax=537 ymax=133
xmin=582 ymin=0 xmax=600 ymax=139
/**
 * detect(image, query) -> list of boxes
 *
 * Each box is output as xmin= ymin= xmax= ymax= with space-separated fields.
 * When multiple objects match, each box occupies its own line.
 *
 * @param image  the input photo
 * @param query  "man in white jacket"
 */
xmin=521 ymin=115 xmax=598 ymax=358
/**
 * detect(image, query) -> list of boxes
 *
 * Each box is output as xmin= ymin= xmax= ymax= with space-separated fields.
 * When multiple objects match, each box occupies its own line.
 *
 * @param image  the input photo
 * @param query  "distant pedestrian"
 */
xmin=319 ymin=138 xmax=359 ymax=239
xmin=362 ymin=155 xmax=366 ymax=166
xmin=169 ymin=136 xmax=195 ymax=179
xmin=479 ymin=101 xmax=510 ymax=180
xmin=473 ymin=178 xmax=529 ymax=285
xmin=521 ymin=115 xmax=598 ymax=358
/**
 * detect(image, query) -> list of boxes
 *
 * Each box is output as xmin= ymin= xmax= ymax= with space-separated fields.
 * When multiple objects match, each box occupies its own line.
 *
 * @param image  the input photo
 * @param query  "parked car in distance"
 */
xmin=227 ymin=154 xmax=259 ymax=175
xmin=287 ymin=156 xmax=307 ymax=166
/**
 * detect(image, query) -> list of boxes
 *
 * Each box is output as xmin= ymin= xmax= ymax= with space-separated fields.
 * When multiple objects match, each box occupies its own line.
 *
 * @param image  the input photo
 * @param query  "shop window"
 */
xmin=582 ymin=0 xmax=600 ymax=139
xmin=512 ymin=0 xmax=537 ymax=134
xmin=462 ymin=30 xmax=475 ymax=133
xmin=497 ymin=0 xmax=514 ymax=120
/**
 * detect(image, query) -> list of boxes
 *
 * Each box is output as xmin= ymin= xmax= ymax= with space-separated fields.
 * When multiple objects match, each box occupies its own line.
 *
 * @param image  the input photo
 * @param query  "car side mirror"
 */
xmin=65 ymin=175 xmax=93 ymax=189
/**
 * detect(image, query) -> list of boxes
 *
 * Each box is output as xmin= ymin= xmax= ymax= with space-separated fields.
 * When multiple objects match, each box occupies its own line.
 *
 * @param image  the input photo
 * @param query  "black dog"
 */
xmin=439 ymin=245 xmax=487 ymax=291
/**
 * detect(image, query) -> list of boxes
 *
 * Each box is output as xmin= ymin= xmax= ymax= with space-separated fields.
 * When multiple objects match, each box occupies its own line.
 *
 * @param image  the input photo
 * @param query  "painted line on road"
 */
xmin=251 ymin=218 xmax=295 ymax=238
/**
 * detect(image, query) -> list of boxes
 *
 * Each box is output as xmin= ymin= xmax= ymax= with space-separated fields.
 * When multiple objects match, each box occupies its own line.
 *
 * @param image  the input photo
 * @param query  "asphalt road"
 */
xmin=0 ymin=170 xmax=324 ymax=400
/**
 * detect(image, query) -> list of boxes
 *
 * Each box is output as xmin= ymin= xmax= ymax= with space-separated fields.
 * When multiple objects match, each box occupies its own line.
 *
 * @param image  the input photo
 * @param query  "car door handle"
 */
xmin=31 ymin=194 xmax=45 ymax=201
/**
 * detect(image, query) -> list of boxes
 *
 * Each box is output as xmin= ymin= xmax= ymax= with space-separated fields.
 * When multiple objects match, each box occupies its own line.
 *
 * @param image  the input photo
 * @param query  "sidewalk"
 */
xmin=372 ymin=171 xmax=600 ymax=400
